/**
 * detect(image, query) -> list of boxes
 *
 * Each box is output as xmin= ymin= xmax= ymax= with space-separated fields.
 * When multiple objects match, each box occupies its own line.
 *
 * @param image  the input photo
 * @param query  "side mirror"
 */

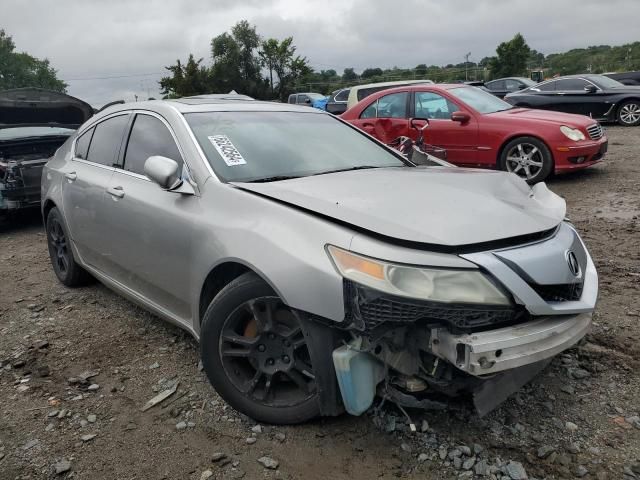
xmin=144 ymin=156 xmax=182 ymax=190
xmin=584 ymin=85 xmax=597 ymax=93
xmin=304 ymin=98 xmax=311 ymax=104
xmin=518 ymin=84 xmax=526 ymax=90
xmin=451 ymin=111 xmax=470 ymax=123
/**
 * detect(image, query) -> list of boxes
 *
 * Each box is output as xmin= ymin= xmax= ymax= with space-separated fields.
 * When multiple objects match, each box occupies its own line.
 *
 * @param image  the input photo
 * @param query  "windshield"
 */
xmin=0 ymin=126 xmax=75 ymax=141
xmin=588 ymin=75 xmax=625 ymax=89
xmin=185 ymin=111 xmax=407 ymax=182
xmin=448 ymin=86 xmax=513 ymax=114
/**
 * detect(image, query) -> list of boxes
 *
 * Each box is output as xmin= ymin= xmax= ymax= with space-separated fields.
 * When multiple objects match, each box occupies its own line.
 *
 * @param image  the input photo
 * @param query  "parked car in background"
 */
xmin=0 ymin=88 xmax=92 ymax=214
xmin=42 ymin=97 xmax=598 ymax=423
xmin=311 ymin=95 xmax=329 ymax=111
xmin=325 ymin=88 xmax=350 ymax=115
xmin=341 ymin=84 xmax=607 ymax=183
xmin=287 ymin=92 xmax=325 ymax=106
xmin=484 ymin=77 xmax=537 ymax=98
xmin=346 ymin=79 xmax=433 ymax=110
xmin=505 ymin=74 xmax=640 ymax=126
xmin=604 ymin=71 xmax=640 ymax=86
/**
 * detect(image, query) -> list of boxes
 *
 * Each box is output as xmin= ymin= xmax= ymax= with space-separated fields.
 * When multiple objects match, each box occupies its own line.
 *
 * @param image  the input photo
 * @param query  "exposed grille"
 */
xmin=531 ymin=282 xmax=584 ymax=302
xmin=344 ymin=281 xmax=523 ymax=332
xmin=587 ymin=123 xmax=603 ymax=140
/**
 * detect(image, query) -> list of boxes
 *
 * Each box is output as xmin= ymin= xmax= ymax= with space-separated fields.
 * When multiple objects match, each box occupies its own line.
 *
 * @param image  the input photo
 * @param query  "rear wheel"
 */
xmin=200 ymin=272 xmax=320 ymax=424
xmin=45 ymin=207 xmax=93 ymax=287
xmin=499 ymin=136 xmax=553 ymax=184
xmin=617 ymin=100 xmax=640 ymax=126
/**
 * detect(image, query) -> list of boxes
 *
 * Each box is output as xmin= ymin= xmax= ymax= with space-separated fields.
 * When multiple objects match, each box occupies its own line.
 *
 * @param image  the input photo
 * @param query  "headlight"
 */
xmin=327 ymin=246 xmax=510 ymax=305
xmin=560 ymin=126 xmax=586 ymax=141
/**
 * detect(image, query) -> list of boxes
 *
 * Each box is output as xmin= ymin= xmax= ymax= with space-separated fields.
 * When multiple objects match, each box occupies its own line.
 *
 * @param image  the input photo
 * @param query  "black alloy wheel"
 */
xmin=200 ymin=273 xmax=320 ymax=424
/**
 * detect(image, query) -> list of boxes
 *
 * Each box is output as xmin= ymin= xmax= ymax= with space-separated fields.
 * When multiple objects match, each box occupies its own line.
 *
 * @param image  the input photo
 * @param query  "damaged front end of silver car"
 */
xmin=327 ymin=220 xmax=598 ymax=417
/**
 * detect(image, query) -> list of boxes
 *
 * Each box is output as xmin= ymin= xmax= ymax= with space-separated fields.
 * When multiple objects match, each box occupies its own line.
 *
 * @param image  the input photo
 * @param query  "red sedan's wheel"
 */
xmin=499 ymin=137 xmax=553 ymax=184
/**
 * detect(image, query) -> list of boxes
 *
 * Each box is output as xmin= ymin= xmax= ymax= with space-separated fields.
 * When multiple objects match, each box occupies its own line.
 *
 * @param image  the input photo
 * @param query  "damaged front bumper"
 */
xmin=329 ymin=222 xmax=597 ymax=417
xmin=430 ymin=312 xmax=592 ymax=376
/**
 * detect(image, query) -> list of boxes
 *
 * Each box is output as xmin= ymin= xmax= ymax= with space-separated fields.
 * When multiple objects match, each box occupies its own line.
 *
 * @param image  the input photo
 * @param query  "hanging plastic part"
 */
xmin=332 ymin=338 xmax=385 ymax=416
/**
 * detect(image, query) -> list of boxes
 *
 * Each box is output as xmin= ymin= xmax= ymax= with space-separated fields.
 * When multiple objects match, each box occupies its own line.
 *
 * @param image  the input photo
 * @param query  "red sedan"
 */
xmin=341 ymin=84 xmax=607 ymax=183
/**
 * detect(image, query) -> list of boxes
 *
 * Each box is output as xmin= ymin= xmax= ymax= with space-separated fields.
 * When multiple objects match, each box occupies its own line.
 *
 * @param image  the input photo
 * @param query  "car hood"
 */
xmin=0 ymin=88 xmax=93 ymax=129
xmin=233 ymin=167 xmax=566 ymax=248
xmin=493 ymin=107 xmax=598 ymax=127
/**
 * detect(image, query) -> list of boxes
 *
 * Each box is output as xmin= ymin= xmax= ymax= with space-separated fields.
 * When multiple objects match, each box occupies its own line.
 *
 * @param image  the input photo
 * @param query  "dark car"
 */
xmin=0 ymin=88 xmax=93 ymax=214
xmin=484 ymin=77 xmax=537 ymax=98
xmin=325 ymin=88 xmax=350 ymax=115
xmin=604 ymin=71 xmax=640 ymax=86
xmin=504 ymin=74 xmax=640 ymax=126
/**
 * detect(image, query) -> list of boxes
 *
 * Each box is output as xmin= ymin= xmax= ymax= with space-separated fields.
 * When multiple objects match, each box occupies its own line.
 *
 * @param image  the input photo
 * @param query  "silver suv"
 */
xmin=41 ymin=97 xmax=598 ymax=424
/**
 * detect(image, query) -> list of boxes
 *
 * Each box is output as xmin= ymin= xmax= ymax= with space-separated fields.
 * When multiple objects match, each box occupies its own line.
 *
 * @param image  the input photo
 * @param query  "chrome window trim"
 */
xmin=71 ymin=111 xmax=130 ymax=166
xmin=72 ymin=157 xmax=117 ymax=172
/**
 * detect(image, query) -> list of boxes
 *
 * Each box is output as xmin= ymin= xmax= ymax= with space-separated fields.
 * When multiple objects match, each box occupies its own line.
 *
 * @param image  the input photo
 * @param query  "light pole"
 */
xmin=464 ymin=52 xmax=471 ymax=81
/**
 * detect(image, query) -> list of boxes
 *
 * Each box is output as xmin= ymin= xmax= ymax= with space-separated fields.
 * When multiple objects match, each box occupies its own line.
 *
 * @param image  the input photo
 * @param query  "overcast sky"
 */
xmin=2 ymin=0 xmax=639 ymax=106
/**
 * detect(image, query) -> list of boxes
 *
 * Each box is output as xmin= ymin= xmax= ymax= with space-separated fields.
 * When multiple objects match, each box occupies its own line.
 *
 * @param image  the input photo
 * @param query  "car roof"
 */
xmin=95 ymin=97 xmax=326 ymax=117
xmin=350 ymin=79 xmax=434 ymax=90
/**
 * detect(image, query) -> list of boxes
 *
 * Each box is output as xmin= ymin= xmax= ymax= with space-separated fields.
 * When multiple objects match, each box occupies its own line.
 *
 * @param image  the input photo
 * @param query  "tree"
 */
xmin=259 ymin=38 xmax=279 ymax=94
xmin=415 ymin=64 xmax=427 ymax=76
xmin=342 ymin=68 xmax=357 ymax=81
xmin=159 ymin=54 xmax=210 ymax=98
xmin=361 ymin=67 xmax=383 ymax=79
xmin=0 ymin=29 xmax=66 ymax=91
xmin=489 ymin=33 xmax=531 ymax=78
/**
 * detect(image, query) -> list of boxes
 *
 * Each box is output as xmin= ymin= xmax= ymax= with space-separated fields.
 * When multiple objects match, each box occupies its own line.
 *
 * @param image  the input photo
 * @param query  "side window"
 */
xmin=488 ymin=80 xmax=506 ymax=91
xmin=360 ymin=100 xmax=378 ymax=119
xmin=505 ymin=79 xmax=521 ymax=91
xmin=555 ymin=79 xmax=589 ymax=91
xmin=376 ymin=92 xmax=408 ymax=118
xmin=298 ymin=95 xmax=309 ymax=104
xmin=335 ymin=89 xmax=349 ymax=102
xmin=123 ymin=114 xmax=182 ymax=176
xmin=86 ymin=114 xmax=129 ymax=166
xmin=536 ymin=81 xmax=556 ymax=92
xmin=287 ymin=95 xmax=296 ymax=104
xmin=414 ymin=92 xmax=458 ymax=119
xmin=74 ymin=127 xmax=94 ymax=160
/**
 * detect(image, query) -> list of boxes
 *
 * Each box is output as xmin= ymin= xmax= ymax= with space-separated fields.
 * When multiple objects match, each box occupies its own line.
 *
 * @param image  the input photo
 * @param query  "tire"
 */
xmin=617 ymin=100 xmax=640 ymax=126
xmin=45 ymin=207 xmax=93 ymax=287
xmin=200 ymin=272 xmax=321 ymax=424
xmin=499 ymin=136 xmax=553 ymax=184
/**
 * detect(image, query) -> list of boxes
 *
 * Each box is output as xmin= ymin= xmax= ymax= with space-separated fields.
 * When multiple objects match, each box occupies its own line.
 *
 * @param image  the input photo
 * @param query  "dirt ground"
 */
xmin=1 ymin=126 xmax=639 ymax=480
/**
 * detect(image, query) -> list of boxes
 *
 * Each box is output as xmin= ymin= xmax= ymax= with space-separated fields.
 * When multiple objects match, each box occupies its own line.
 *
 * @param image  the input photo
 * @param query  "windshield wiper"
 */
xmin=311 ymin=165 xmax=383 ymax=176
xmin=246 ymin=175 xmax=302 ymax=183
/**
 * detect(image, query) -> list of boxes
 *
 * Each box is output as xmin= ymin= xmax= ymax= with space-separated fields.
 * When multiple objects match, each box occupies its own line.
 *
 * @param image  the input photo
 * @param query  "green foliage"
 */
xmin=0 ymin=29 xmax=66 ymax=92
xmin=159 ymin=21 xmax=310 ymax=100
xmin=361 ymin=67 xmax=383 ymax=79
xmin=488 ymin=33 xmax=531 ymax=78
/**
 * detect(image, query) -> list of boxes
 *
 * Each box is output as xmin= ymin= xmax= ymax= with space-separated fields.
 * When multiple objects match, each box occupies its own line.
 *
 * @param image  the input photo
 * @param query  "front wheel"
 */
xmin=200 ymin=272 xmax=321 ymax=424
xmin=617 ymin=100 xmax=640 ymax=126
xmin=499 ymin=137 xmax=553 ymax=184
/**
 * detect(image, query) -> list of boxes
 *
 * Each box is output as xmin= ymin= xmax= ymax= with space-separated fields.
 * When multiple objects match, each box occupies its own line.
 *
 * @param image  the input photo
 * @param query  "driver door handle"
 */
xmin=64 ymin=172 xmax=77 ymax=181
xmin=107 ymin=185 xmax=125 ymax=199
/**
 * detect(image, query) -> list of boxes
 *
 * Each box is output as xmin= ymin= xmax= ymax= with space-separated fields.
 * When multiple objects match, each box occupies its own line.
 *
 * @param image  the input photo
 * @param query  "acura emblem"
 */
xmin=566 ymin=250 xmax=581 ymax=277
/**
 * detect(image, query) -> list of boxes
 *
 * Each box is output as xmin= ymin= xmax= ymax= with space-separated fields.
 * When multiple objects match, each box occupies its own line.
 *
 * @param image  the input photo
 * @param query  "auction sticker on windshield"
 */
xmin=208 ymin=135 xmax=247 ymax=166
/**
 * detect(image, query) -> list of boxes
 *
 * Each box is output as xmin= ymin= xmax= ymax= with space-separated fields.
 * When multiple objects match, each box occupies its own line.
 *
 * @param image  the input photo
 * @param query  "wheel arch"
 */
xmin=42 ymin=199 xmax=57 ymax=223
xmin=616 ymin=96 xmax=640 ymax=115
xmin=197 ymin=259 xmax=287 ymax=327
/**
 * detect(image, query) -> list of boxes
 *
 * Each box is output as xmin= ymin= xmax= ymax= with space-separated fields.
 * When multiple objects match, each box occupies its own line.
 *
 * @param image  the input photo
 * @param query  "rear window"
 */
xmin=74 ymin=127 xmax=94 ymax=160
xmin=335 ymin=89 xmax=349 ymax=101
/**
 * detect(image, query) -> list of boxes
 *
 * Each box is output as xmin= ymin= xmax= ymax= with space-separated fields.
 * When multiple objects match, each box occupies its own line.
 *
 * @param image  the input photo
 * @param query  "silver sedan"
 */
xmin=41 ymin=97 xmax=598 ymax=424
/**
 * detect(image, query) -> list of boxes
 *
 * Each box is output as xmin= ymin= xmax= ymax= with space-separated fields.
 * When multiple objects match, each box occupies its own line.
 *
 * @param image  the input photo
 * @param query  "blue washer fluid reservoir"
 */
xmin=332 ymin=339 xmax=385 ymax=416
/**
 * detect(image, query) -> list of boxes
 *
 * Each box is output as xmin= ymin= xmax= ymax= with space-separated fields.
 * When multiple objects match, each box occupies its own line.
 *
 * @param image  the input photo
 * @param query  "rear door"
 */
xmin=61 ymin=113 xmax=130 ymax=271
xmin=411 ymin=90 xmax=478 ymax=164
xmin=100 ymin=112 xmax=198 ymax=321
xmin=349 ymin=91 xmax=410 ymax=143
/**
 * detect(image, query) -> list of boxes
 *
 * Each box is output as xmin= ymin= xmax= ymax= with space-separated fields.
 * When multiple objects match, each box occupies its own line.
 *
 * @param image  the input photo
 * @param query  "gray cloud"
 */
xmin=1 ymin=0 xmax=638 ymax=106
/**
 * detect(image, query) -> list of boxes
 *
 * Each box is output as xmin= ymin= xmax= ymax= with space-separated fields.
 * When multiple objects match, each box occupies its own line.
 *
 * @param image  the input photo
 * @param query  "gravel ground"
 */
xmin=1 ymin=126 xmax=639 ymax=480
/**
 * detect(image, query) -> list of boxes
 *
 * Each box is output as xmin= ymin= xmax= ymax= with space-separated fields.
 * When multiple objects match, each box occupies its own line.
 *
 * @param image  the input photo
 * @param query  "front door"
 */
xmin=411 ymin=91 xmax=478 ymax=164
xmin=101 ymin=112 xmax=198 ymax=322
